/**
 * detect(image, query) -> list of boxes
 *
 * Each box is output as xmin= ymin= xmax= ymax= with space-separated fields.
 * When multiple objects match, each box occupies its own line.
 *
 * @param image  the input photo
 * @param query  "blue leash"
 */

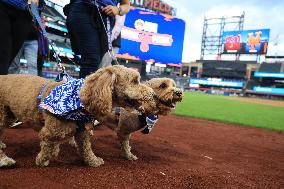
xmin=29 ymin=2 xmax=73 ymax=82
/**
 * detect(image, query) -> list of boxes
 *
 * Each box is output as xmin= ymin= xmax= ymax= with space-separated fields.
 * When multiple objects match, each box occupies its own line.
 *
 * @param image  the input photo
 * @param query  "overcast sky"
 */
xmin=164 ymin=0 xmax=284 ymax=62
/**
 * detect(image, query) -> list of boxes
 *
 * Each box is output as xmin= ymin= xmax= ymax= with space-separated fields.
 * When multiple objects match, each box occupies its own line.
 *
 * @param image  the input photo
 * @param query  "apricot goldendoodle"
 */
xmin=0 ymin=65 xmax=157 ymax=167
xmin=100 ymin=78 xmax=183 ymax=160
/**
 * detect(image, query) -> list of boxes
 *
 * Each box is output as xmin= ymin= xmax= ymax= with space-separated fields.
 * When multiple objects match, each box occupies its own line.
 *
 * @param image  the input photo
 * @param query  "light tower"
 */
xmin=200 ymin=12 xmax=245 ymax=60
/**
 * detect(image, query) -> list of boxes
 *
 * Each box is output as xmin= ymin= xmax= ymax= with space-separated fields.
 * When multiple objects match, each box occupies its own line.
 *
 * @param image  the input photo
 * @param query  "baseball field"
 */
xmin=174 ymin=92 xmax=284 ymax=131
xmin=1 ymin=92 xmax=283 ymax=188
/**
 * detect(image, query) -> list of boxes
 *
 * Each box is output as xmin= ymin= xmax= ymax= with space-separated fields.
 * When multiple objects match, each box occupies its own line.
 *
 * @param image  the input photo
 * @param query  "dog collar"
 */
xmin=114 ymin=108 xmax=158 ymax=134
xmin=141 ymin=114 xmax=159 ymax=134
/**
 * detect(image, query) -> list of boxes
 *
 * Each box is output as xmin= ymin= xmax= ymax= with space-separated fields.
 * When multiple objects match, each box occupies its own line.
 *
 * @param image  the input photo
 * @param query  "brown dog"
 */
xmin=101 ymin=78 xmax=183 ymax=160
xmin=0 ymin=65 xmax=157 ymax=167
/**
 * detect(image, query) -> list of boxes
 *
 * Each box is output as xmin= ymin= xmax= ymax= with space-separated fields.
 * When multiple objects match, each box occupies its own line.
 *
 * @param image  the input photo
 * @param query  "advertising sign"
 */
xmin=222 ymin=29 xmax=270 ymax=54
xmin=118 ymin=8 xmax=185 ymax=65
xmin=253 ymin=87 xmax=284 ymax=95
xmin=190 ymin=78 xmax=244 ymax=88
xmin=254 ymin=72 xmax=284 ymax=78
xmin=129 ymin=0 xmax=176 ymax=16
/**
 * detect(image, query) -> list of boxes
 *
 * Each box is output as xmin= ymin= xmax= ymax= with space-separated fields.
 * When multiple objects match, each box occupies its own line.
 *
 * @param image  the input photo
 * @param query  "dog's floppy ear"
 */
xmin=80 ymin=68 xmax=116 ymax=120
xmin=145 ymin=79 xmax=158 ymax=90
xmin=144 ymin=80 xmax=152 ymax=87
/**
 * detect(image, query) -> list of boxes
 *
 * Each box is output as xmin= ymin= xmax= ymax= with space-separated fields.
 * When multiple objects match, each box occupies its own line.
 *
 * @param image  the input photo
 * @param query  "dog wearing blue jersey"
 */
xmin=0 ymin=65 xmax=157 ymax=167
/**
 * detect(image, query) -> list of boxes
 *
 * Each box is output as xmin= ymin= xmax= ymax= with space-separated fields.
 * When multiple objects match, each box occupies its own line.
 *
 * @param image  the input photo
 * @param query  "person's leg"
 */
xmin=67 ymin=3 xmax=102 ymax=78
xmin=0 ymin=3 xmax=32 ymax=75
xmin=10 ymin=9 xmax=33 ymax=67
xmin=23 ymin=40 xmax=38 ymax=75
xmin=0 ymin=3 xmax=13 ymax=75
xmin=8 ymin=45 xmax=23 ymax=74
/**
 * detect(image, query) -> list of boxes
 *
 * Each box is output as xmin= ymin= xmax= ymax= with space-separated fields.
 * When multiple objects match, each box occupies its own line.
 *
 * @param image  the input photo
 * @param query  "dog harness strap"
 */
xmin=114 ymin=107 xmax=121 ymax=122
xmin=76 ymin=119 xmax=89 ymax=133
xmin=114 ymin=107 xmax=121 ymax=116
xmin=37 ymin=82 xmax=50 ymax=113
xmin=36 ymin=82 xmax=50 ymax=124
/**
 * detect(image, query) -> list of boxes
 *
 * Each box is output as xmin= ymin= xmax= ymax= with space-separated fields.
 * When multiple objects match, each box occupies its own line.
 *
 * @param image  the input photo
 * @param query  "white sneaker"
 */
xmin=92 ymin=120 xmax=100 ymax=126
xmin=0 ymin=156 xmax=16 ymax=167
xmin=10 ymin=121 xmax=23 ymax=128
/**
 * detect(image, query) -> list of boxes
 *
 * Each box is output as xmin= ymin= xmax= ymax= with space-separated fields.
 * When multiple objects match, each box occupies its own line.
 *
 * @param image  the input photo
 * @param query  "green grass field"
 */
xmin=174 ymin=92 xmax=284 ymax=131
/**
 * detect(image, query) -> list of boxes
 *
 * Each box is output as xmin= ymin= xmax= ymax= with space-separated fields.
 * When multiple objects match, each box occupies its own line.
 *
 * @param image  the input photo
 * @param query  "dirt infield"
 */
xmin=1 ymin=115 xmax=284 ymax=189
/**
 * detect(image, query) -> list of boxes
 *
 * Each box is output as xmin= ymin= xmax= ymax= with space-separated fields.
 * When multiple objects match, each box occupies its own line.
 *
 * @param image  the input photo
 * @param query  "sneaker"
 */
xmin=10 ymin=121 xmax=23 ymax=128
xmin=92 ymin=120 xmax=100 ymax=126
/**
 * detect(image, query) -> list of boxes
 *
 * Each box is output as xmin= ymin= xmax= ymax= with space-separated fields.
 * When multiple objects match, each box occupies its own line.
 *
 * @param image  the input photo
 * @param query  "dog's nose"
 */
xmin=175 ymin=90 xmax=183 ymax=97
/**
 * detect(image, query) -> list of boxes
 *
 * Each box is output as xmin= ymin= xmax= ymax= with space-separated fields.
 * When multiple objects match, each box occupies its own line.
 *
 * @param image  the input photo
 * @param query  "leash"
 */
xmin=29 ymin=2 xmax=74 ymax=81
xmin=93 ymin=0 xmax=120 ymax=65
xmin=31 ymin=1 xmax=119 ymax=75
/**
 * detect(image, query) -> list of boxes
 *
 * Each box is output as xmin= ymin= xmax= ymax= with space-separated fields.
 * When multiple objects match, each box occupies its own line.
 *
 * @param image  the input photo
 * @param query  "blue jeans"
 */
xmin=8 ymin=48 xmax=21 ymax=74
xmin=67 ymin=3 xmax=108 ymax=78
xmin=8 ymin=40 xmax=38 ymax=75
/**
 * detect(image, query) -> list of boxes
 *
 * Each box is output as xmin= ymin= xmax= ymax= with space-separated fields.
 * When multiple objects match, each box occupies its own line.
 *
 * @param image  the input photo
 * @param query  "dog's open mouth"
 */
xmin=159 ymin=99 xmax=177 ymax=109
xmin=158 ymin=95 xmax=183 ymax=109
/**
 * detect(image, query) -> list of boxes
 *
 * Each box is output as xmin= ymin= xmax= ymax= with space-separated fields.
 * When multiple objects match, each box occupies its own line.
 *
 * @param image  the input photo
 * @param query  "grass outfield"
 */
xmin=174 ymin=92 xmax=284 ymax=131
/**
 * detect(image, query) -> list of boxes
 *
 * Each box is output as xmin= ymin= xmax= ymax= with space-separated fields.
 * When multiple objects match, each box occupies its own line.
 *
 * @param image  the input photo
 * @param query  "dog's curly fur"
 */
xmin=0 ymin=65 xmax=157 ymax=167
xmin=101 ymin=78 xmax=183 ymax=160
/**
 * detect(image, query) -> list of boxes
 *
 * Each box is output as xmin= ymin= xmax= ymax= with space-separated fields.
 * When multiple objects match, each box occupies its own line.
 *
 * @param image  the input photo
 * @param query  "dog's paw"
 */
xmin=36 ymin=159 xmax=50 ymax=167
xmin=0 ymin=156 xmax=16 ymax=167
xmin=68 ymin=137 xmax=78 ymax=148
xmin=88 ymin=157 xmax=104 ymax=167
xmin=0 ymin=142 xmax=6 ymax=149
xmin=36 ymin=156 xmax=50 ymax=167
xmin=126 ymin=154 xmax=138 ymax=161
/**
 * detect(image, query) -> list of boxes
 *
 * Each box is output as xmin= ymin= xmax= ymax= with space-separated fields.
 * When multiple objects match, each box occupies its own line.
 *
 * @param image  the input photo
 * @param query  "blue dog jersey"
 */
xmin=40 ymin=78 xmax=94 ymax=121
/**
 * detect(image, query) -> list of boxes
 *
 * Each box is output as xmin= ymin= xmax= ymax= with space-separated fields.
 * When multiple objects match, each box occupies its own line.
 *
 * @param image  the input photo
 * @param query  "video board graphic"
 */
xmin=118 ymin=7 xmax=185 ymax=65
xmin=222 ymin=29 xmax=270 ymax=54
